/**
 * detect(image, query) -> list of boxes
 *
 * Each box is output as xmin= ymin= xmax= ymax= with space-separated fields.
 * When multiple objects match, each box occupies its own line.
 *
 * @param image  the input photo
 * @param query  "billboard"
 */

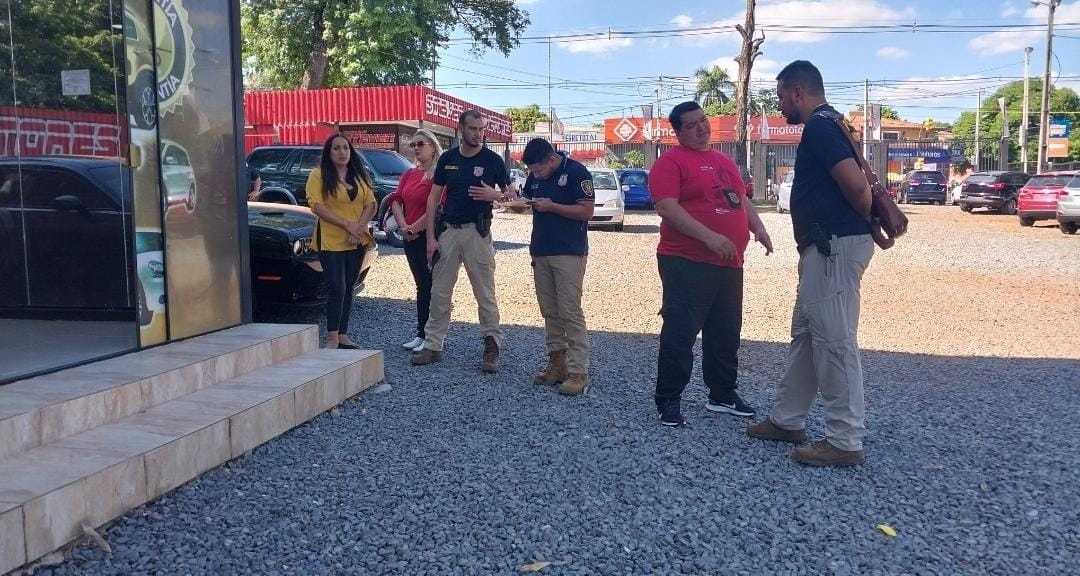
xmin=604 ymin=116 xmax=802 ymax=145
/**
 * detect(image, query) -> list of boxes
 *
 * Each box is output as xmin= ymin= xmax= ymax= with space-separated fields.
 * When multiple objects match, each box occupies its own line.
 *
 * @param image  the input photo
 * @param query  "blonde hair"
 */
xmin=411 ymin=129 xmax=444 ymax=178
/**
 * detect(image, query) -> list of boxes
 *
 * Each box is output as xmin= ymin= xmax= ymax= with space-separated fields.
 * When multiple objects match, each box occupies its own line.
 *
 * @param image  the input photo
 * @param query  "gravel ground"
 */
xmin=40 ymin=206 xmax=1079 ymax=576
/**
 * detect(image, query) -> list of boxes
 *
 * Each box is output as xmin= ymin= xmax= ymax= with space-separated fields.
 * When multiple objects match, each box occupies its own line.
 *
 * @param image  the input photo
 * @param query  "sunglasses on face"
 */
xmin=409 ymin=141 xmax=427 ymax=149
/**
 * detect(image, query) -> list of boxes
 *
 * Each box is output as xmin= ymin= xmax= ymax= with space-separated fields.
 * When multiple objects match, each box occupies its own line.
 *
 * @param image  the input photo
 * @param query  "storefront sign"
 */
xmin=0 ymin=114 xmax=121 ymax=157
xmin=604 ymin=116 xmax=801 ymax=144
xmin=341 ymin=125 xmax=397 ymax=150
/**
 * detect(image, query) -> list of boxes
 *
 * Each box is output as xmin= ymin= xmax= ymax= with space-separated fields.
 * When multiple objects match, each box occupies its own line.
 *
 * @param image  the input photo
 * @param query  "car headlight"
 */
xmin=292 ymin=238 xmax=312 ymax=255
xmin=604 ymin=199 xmax=622 ymax=208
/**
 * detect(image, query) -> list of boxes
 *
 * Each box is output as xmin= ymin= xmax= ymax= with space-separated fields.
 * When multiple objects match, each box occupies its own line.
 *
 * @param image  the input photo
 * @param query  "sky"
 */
xmin=433 ymin=0 xmax=1080 ymax=127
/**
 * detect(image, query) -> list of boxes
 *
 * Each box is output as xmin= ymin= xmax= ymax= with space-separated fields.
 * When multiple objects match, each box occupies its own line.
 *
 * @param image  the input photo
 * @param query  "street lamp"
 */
xmin=1032 ymin=0 xmax=1062 ymax=174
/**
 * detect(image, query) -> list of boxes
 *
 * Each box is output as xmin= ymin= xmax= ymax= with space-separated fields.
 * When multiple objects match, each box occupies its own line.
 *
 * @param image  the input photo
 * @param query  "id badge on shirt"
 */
xmin=723 ymin=188 xmax=742 ymax=209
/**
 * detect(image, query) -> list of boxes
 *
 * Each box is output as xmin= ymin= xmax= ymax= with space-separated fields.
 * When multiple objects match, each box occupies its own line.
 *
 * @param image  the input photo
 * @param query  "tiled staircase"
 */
xmin=0 ymin=324 xmax=383 ymax=574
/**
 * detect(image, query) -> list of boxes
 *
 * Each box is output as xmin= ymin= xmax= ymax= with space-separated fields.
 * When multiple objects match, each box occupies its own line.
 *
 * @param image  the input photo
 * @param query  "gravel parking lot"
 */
xmin=43 ymin=205 xmax=1079 ymax=575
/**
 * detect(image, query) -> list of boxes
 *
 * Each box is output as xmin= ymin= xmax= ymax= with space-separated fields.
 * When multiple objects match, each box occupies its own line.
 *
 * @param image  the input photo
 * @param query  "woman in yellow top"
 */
xmin=306 ymin=134 xmax=377 ymax=349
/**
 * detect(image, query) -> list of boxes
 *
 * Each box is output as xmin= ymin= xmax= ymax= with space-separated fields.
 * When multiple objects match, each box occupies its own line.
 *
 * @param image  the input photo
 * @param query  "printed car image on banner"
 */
xmin=152 ymin=0 xmax=242 ymax=339
xmin=125 ymin=0 xmax=168 ymax=346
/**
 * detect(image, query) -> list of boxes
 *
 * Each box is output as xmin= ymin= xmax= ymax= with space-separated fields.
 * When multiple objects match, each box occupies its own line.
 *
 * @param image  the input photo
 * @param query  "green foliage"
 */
xmin=505 ymin=104 xmax=549 ymax=133
xmin=702 ymin=89 xmax=777 ymax=116
xmin=622 ymin=150 xmax=644 ymax=168
xmin=692 ymin=66 xmax=734 ymax=107
xmin=0 ymin=0 xmax=122 ymax=111
xmin=241 ymin=0 xmax=530 ymax=89
xmin=951 ymin=80 xmax=1080 ymax=162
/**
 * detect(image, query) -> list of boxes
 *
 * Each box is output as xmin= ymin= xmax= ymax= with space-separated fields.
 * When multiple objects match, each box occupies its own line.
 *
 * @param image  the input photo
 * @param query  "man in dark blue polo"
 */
xmin=521 ymin=138 xmax=594 ymax=395
xmin=748 ymin=60 xmax=875 ymax=467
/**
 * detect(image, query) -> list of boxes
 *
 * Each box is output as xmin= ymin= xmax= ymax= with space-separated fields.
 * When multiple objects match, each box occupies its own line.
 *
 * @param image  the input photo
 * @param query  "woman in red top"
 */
xmin=388 ymin=128 xmax=444 ymax=351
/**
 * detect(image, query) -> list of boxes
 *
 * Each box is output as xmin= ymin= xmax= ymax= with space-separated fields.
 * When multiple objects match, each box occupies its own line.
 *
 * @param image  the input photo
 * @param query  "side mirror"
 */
xmin=52 ymin=195 xmax=84 ymax=212
xmin=621 ymin=185 xmax=630 ymax=192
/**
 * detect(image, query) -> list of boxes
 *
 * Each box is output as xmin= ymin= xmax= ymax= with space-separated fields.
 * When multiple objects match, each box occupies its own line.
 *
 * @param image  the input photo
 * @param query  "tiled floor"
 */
xmin=0 ymin=319 xmax=138 ymax=383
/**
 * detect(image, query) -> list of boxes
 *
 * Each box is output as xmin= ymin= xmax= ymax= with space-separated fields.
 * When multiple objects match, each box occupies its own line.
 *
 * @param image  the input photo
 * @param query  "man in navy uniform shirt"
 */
xmin=521 ymin=138 xmax=594 ymax=395
xmin=412 ymin=110 xmax=515 ymax=373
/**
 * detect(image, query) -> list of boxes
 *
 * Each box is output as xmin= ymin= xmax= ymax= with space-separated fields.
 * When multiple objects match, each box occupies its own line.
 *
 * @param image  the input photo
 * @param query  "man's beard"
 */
xmin=784 ymin=111 xmax=802 ymax=125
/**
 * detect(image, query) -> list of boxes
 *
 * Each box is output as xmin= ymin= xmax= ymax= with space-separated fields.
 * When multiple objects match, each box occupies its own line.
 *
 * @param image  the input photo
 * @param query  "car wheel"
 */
xmin=614 ymin=222 xmax=624 ymax=232
xmin=1019 ymin=217 xmax=1034 ymax=227
xmin=185 ymin=185 xmax=196 ymax=212
xmin=1061 ymin=222 xmax=1079 ymax=235
xmin=776 ymin=200 xmax=784 ymax=214
xmin=259 ymin=190 xmax=294 ymax=204
xmin=132 ymin=70 xmax=157 ymax=130
xmin=387 ymin=229 xmax=404 ymax=248
xmin=1001 ymin=198 xmax=1017 ymax=216
xmin=960 ymin=204 xmax=973 ymax=213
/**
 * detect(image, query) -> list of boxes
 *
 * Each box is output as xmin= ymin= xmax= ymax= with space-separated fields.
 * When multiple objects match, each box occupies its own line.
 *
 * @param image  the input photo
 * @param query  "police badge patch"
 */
xmin=558 ymin=174 xmax=568 ymax=186
xmin=581 ymin=180 xmax=594 ymax=197
xmin=473 ymin=166 xmax=484 ymax=177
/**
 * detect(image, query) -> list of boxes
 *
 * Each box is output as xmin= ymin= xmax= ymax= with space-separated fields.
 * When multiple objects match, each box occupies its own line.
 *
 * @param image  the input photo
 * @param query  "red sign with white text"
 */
xmin=0 ymin=107 xmax=123 ymax=158
xmin=604 ymin=116 xmax=802 ymax=145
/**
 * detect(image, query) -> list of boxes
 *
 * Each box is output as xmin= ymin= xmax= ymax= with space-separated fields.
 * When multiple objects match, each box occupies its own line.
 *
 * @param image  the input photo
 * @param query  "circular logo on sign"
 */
xmin=153 ymin=0 xmax=195 ymax=116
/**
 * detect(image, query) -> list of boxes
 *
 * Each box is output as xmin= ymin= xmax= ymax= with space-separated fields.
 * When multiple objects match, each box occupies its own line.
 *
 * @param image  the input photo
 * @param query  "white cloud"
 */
xmin=555 ymin=35 xmax=634 ymax=55
xmin=670 ymin=14 xmax=693 ymax=28
xmin=1001 ymin=2 xmax=1018 ymax=18
xmin=756 ymin=0 xmax=916 ymax=44
xmin=970 ymin=2 xmax=1080 ymax=56
xmin=877 ymin=46 xmax=911 ymax=59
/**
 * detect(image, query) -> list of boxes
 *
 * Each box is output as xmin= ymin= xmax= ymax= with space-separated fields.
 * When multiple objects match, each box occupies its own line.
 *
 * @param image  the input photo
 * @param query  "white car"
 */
xmin=510 ymin=168 xmax=526 ymax=192
xmin=588 ymin=168 xmax=624 ymax=231
xmin=1057 ymin=174 xmax=1080 ymax=235
xmin=777 ymin=171 xmax=794 ymax=213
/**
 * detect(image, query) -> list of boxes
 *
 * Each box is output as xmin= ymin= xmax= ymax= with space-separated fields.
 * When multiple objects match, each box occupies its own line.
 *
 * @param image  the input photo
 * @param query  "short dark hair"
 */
xmin=669 ymin=101 xmax=703 ymax=132
xmin=522 ymin=138 xmax=555 ymax=165
xmin=775 ymin=60 xmax=825 ymax=97
xmin=459 ymin=109 xmax=484 ymax=126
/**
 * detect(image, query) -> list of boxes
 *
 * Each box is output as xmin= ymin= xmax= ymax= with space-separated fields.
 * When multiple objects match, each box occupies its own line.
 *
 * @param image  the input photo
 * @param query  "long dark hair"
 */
xmin=319 ymin=134 xmax=372 ymax=198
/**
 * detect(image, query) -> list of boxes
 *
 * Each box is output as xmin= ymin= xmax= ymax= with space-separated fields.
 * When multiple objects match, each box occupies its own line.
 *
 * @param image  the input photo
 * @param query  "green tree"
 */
xmin=703 ymin=88 xmax=777 ymax=116
xmin=622 ymin=150 xmax=644 ymax=168
xmin=856 ymin=104 xmax=901 ymax=120
xmin=241 ymin=0 xmax=530 ymax=89
xmin=692 ymin=66 xmax=734 ymax=108
xmin=951 ymin=80 xmax=1080 ymax=163
xmin=505 ymin=104 xmax=549 ymax=133
xmin=0 ymin=0 xmax=121 ymax=112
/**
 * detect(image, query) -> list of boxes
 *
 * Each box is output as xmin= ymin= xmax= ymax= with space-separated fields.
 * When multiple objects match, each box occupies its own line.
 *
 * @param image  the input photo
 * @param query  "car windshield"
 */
xmin=135 ymin=231 xmax=163 ymax=253
xmin=358 ymin=149 xmax=412 ymax=178
xmin=591 ymin=172 xmax=618 ymax=189
xmin=1027 ymin=175 xmax=1074 ymax=187
xmin=622 ymin=172 xmax=646 ymax=186
xmin=910 ymin=171 xmax=945 ymax=182
xmin=1068 ymin=175 xmax=1080 ymax=188
xmin=966 ymin=174 xmax=997 ymax=184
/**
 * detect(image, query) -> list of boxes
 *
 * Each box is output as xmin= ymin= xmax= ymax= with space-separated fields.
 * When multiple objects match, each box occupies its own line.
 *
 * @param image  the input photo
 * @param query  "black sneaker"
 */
xmin=706 ymin=394 xmax=756 ymax=417
xmin=658 ymin=402 xmax=687 ymax=427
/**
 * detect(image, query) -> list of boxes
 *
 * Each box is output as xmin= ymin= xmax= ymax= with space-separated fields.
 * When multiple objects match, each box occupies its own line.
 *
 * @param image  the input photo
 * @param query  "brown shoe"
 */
xmin=410 ymin=347 xmax=443 ymax=365
xmin=481 ymin=336 xmax=500 ymax=373
xmin=533 ymin=350 xmax=568 ymax=385
xmin=557 ymin=373 xmax=589 ymax=396
xmin=792 ymin=440 xmax=864 ymax=467
xmin=747 ymin=418 xmax=807 ymax=444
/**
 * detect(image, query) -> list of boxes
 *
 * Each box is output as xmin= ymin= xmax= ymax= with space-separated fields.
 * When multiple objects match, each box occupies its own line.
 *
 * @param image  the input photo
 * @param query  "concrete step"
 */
xmin=0 ymin=324 xmax=318 ymax=462
xmin=0 ymin=344 xmax=383 ymax=575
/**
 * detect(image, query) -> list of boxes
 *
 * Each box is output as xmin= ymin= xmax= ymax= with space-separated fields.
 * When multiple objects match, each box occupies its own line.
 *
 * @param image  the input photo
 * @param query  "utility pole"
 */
xmin=431 ymin=53 xmax=437 ymax=89
xmin=734 ymin=0 xmax=764 ymax=172
xmin=547 ymin=39 xmax=553 ymax=142
xmin=1022 ymin=46 xmax=1033 ymax=173
xmin=975 ymin=87 xmax=982 ymax=169
xmin=1036 ymin=0 xmax=1061 ymax=173
xmin=862 ymin=79 xmax=870 ymax=158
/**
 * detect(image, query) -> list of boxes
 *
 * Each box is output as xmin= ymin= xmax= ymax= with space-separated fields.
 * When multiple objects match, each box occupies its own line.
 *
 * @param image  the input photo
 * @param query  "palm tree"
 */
xmin=693 ymin=66 xmax=735 ymax=108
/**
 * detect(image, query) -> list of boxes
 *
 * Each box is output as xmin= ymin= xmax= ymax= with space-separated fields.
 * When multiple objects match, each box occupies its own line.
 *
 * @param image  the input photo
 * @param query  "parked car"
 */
xmin=247 ymin=144 xmax=412 ymax=221
xmin=958 ymin=171 xmax=1031 ymax=215
xmin=510 ymin=168 xmax=526 ymax=191
xmin=160 ymin=140 xmax=196 ymax=212
xmin=1056 ymin=174 xmax=1080 ymax=235
xmin=947 ymin=178 xmax=965 ymax=205
xmin=587 ymin=168 xmax=624 ymax=231
xmin=898 ymin=170 xmax=946 ymax=204
xmin=1017 ymin=171 xmax=1077 ymax=226
xmin=0 ymin=157 xmax=133 ymax=314
xmin=776 ymin=171 xmax=794 ymax=213
xmin=616 ymin=168 xmax=651 ymax=209
xmin=247 ymin=202 xmax=378 ymax=309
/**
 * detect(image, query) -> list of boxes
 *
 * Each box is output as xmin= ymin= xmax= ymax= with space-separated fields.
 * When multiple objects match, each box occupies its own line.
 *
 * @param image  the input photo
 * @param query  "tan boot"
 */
xmin=481 ymin=336 xmax=500 ymax=373
xmin=533 ymin=350 xmax=568 ymax=385
xmin=410 ymin=348 xmax=443 ymax=365
xmin=792 ymin=440 xmax=864 ymax=467
xmin=747 ymin=418 xmax=807 ymax=444
xmin=557 ymin=373 xmax=589 ymax=396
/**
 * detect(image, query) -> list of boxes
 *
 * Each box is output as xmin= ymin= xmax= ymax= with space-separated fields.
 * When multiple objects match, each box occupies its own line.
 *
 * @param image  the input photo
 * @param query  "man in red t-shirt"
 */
xmin=651 ymin=101 xmax=773 ymax=427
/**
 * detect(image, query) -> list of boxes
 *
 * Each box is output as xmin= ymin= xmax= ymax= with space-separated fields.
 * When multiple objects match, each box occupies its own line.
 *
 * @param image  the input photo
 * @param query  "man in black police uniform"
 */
xmin=748 ymin=60 xmax=875 ymax=467
xmin=412 ymin=110 xmax=515 ymax=373
xmin=520 ymin=138 xmax=595 ymax=395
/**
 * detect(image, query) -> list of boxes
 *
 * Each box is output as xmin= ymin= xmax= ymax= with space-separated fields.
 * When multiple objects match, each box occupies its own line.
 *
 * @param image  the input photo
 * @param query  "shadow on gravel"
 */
xmin=492 ymin=240 xmax=530 ymax=251
xmin=53 ymin=296 xmax=1079 ymax=576
xmin=614 ymin=223 xmax=659 ymax=234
